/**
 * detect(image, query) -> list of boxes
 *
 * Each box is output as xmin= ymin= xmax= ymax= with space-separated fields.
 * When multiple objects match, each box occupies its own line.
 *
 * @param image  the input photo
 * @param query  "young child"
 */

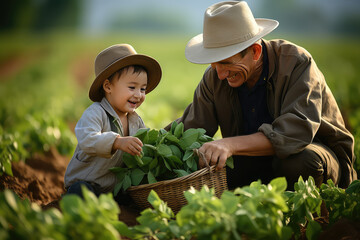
xmin=64 ymin=44 xmax=162 ymax=203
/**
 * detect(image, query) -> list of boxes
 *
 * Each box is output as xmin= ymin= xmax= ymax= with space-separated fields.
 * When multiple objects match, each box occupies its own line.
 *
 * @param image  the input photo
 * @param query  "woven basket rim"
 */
xmin=127 ymin=165 xmax=220 ymax=192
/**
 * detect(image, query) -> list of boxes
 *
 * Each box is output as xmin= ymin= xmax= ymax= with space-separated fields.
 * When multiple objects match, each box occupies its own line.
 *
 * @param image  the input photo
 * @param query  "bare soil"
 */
xmin=0 ymin=148 xmax=140 ymax=226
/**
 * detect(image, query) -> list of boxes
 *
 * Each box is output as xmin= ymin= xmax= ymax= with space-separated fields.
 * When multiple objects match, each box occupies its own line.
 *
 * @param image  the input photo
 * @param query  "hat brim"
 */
xmin=89 ymin=54 xmax=162 ymax=102
xmin=185 ymin=19 xmax=279 ymax=64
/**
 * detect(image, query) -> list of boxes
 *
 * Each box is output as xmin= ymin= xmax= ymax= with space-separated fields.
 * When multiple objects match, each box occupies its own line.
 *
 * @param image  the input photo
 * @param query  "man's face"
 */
xmin=210 ymin=48 xmax=256 ymax=88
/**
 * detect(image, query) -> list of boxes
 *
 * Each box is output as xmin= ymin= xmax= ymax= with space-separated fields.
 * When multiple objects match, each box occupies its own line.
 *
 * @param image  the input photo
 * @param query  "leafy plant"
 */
xmin=0 ymin=187 xmax=126 ymax=240
xmin=320 ymin=179 xmax=360 ymax=225
xmin=119 ymin=178 xmax=293 ymax=240
xmin=284 ymin=176 xmax=322 ymax=240
xmin=110 ymin=121 xmax=234 ymax=195
xmin=0 ymin=126 xmax=27 ymax=176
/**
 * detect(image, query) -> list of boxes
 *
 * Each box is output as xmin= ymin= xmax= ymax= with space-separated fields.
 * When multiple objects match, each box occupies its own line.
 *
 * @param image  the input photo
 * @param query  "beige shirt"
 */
xmin=64 ymin=97 xmax=145 ymax=193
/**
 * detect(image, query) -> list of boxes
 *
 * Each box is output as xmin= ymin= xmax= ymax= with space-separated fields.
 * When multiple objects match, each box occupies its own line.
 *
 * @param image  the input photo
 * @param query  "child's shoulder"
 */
xmin=81 ymin=102 xmax=106 ymax=120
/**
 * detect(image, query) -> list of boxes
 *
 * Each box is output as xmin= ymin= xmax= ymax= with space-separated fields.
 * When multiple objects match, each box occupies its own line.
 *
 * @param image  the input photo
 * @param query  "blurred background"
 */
xmin=1 ymin=0 xmax=359 ymax=174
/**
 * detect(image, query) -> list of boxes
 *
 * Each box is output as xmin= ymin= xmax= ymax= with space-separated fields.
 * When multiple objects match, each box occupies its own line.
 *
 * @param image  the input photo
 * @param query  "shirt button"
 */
xmin=251 ymin=108 xmax=255 ymax=113
xmin=270 ymin=133 xmax=275 ymax=137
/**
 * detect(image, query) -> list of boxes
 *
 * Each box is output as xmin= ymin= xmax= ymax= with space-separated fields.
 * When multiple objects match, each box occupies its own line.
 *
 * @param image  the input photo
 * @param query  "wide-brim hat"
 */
xmin=89 ymin=44 xmax=162 ymax=102
xmin=185 ymin=1 xmax=279 ymax=64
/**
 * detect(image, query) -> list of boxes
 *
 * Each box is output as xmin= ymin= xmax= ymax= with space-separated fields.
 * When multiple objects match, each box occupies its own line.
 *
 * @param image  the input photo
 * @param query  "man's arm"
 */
xmin=199 ymin=132 xmax=274 ymax=170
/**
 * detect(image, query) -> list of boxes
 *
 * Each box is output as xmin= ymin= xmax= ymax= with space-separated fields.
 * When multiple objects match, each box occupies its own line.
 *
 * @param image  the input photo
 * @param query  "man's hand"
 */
xmin=198 ymin=138 xmax=233 ymax=171
xmin=198 ymin=132 xmax=275 ymax=171
xmin=112 ymin=136 xmax=143 ymax=156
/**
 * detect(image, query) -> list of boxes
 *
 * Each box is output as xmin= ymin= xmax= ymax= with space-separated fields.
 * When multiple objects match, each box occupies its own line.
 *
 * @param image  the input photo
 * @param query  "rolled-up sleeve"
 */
xmin=75 ymin=106 xmax=119 ymax=158
xmin=259 ymin=56 xmax=323 ymax=159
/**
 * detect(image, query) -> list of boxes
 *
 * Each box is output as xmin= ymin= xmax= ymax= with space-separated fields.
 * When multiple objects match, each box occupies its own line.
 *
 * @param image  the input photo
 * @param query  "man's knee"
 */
xmin=274 ymin=143 xmax=340 ymax=190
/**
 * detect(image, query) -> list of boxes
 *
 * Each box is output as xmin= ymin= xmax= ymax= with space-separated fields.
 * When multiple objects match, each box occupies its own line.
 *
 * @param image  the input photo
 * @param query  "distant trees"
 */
xmin=1 ymin=0 xmax=81 ymax=32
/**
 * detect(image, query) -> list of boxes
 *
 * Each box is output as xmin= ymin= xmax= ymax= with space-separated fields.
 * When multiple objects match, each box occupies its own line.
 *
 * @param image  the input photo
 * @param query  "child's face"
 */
xmin=103 ymin=67 xmax=147 ymax=117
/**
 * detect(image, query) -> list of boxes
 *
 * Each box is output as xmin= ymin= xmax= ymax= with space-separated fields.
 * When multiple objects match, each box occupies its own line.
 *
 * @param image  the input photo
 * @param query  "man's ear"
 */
xmin=251 ymin=43 xmax=262 ymax=61
xmin=103 ymin=79 xmax=112 ymax=94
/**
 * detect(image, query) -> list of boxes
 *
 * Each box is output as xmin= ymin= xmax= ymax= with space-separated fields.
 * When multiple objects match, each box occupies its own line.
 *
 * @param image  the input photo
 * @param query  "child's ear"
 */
xmin=103 ymin=79 xmax=112 ymax=93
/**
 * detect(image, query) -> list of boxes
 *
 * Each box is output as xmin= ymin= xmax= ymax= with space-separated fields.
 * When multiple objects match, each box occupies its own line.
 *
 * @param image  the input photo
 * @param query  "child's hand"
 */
xmin=112 ymin=136 xmax=143 ymax=156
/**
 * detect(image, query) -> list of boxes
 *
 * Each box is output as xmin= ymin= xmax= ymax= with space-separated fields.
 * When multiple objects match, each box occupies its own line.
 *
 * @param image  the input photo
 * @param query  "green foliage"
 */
xmin=0 ymin=187 xmax=123 ymax=240
xmin=0 ymin=126 xmax=27 ymax=176
xmin=120 ymin=178 xmax=292 ymax=240
xmin=320 ymin=179 xmax=360 ymax=225
xmin=1 ymin=177 xmax=360 ymax=239
xmin=110 ymin=121 xmax=234 ymax=195
xmin=284 ymin=176 xmax=322 ymax=239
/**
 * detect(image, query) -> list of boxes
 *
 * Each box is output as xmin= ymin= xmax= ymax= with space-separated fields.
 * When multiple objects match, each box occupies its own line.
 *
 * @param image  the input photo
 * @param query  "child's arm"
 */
xmin=112 ymin=136 xmax=143 ymax=156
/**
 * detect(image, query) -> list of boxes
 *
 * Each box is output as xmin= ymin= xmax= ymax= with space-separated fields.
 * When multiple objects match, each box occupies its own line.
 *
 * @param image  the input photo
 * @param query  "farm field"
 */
xmin=1 ymin=32 xmax=360 ymax=239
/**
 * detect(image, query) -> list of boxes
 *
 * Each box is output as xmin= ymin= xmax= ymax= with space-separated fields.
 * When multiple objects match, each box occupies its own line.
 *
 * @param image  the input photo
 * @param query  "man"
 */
xmin=177 ymin=1 xmax=357 ymax=189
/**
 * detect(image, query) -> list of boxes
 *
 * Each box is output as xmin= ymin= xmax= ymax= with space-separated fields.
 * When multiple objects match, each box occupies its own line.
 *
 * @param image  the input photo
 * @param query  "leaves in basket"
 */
xmin=111 ymin=121 xmax=233 ymax=194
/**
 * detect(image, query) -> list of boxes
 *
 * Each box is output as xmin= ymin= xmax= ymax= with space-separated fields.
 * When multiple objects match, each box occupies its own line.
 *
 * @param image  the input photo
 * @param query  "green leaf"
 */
xmin=165 ymin=134 xmax=180 ymax=143
xmin=123 ymin=174 xmax=131 ymax=191
xmin=122 ymin=153 xmax=137 ymax=168
xmin=157 ymin=144 xmax=172 ymax=157
xmin=147 ymin=171 xmax=157 ymax=184
xmin=141 ymin=156 xmax=153 ymax=166
xmin=113 ymin=181 xmax=123 ymax=196
xmin=4 ymin=190 xmax=18 ymax=211
xmin=186 ymin=157 xmax=196 ymax=170
xmin=169 ymin=145 xmax=182 ymax=159
xmin=174 ymin=122 xmax=184 ymax=138
xmin=270 ymin=177 xmax=287 ymax=193
xmin=109 ymin=167 xmax=127 ymax=174
xmin=226 ymin=156 xmax=234 ymax=169
xmin=134 ymin=155 xmax=144 ymax=166
xmin=3 ymin=160 xmax=13 ymax=176
xmin=163 ymin=157 xmax=172 ymax=171
xmin=159 ymin=128 xmax=167 ymax=135
xmin=149 ymin=157 xmax=158 ymax=170
xmin=188 ymin=141 xmax=201 ymax=150
xmin=168 ymin=155 xmax=182 ymax=166
xmin=147 ymin=129 xmax=159 ymax=145
xmin=179 ymin=131 xmax=199 ymax=150
xmin=170 ymin=121 xmax=178 ymax=134
xmin=131 ymin=168 xmax=146 ymax=186
xmin=134 ymin=128 xmax=149 ymax=142
xmin=345 ymin=180 xmax=360 ymax=194
xmin=173 ymin=169 xmax=189 ymax=177
xmin=183 ymin=150 xmax=194 ymax=161
xmin=306 ymin=220 xmax=322 ymax=240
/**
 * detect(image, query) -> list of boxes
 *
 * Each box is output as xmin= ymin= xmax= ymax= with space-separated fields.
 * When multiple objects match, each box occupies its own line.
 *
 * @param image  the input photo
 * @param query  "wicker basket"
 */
xmin=127 ymin=165 xmax=228 ymax=213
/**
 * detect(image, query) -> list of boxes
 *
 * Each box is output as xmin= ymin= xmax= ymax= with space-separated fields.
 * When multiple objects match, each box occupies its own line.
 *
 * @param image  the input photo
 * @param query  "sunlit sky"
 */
xmin=80 ymin=0 xmax=360 ymax=36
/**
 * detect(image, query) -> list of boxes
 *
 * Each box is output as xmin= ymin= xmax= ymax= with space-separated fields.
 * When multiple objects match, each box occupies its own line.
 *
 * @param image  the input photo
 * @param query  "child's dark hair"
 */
xmin=108 ymin=65 xmax=147 ymax=82
xmin=100 ymin=65 xmax=147 ymax=98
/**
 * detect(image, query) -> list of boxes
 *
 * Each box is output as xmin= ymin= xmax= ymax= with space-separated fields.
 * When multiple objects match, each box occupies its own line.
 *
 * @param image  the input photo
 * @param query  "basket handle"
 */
xmin=193 ymin=148 xmax=212 ymax=176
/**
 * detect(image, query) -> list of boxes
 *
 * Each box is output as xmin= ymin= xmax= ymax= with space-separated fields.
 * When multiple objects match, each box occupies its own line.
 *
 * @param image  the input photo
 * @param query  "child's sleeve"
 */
xmin=75 ymin=105 xmax=118 ymax=158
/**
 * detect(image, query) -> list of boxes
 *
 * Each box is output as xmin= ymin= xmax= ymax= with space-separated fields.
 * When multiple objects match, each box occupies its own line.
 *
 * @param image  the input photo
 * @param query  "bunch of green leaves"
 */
xmin=233 ymin=178 xmax=292 ymax=240
xmin=119 ymin=178 xmax=293 ymax=240
xmin=110 ymin=121 xmax=233 ymax=195
xmin=283 ymin=176 xmax=322 ymax=240
xmin=320 ymin=179 xmax=360 ymax=225
xmin=0 ymin=126 xmax=27 ymax=176
xmin=118 ymin=190 xmax=179 ymax=240
xmin=0 ymin=187 xmax=126 ymax=240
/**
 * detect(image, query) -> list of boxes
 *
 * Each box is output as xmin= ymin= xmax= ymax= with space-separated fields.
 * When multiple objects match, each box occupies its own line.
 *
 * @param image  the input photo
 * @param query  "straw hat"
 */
xmin=185 ymin=1 xmax=279 ymax=64
xmin=89 ymin=44 xmax=162 ymax=102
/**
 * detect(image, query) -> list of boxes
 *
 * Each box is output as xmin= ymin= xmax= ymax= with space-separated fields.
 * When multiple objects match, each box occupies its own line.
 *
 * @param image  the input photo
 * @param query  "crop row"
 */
xmin=1 ymin=177 xmax=359 ymax=239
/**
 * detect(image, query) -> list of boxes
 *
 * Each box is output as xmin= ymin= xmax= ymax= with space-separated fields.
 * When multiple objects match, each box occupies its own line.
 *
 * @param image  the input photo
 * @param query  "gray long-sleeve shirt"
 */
xmin=64 ymin=97 xmax=145 ymax=193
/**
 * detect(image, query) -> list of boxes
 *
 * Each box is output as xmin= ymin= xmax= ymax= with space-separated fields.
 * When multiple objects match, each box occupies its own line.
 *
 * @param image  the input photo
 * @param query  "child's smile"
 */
xmin=103 ymin=66 xmax=148 ymax=118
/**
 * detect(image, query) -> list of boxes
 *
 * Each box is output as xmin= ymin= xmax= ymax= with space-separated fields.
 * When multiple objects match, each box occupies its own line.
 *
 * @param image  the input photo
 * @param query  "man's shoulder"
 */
xmin=266 ymin=39 xmax=312 ymax=61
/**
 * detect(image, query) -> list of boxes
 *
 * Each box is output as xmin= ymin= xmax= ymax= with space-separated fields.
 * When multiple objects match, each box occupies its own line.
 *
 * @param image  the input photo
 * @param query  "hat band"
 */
xmin=203 ymin=26 xmax=260 ymax=48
